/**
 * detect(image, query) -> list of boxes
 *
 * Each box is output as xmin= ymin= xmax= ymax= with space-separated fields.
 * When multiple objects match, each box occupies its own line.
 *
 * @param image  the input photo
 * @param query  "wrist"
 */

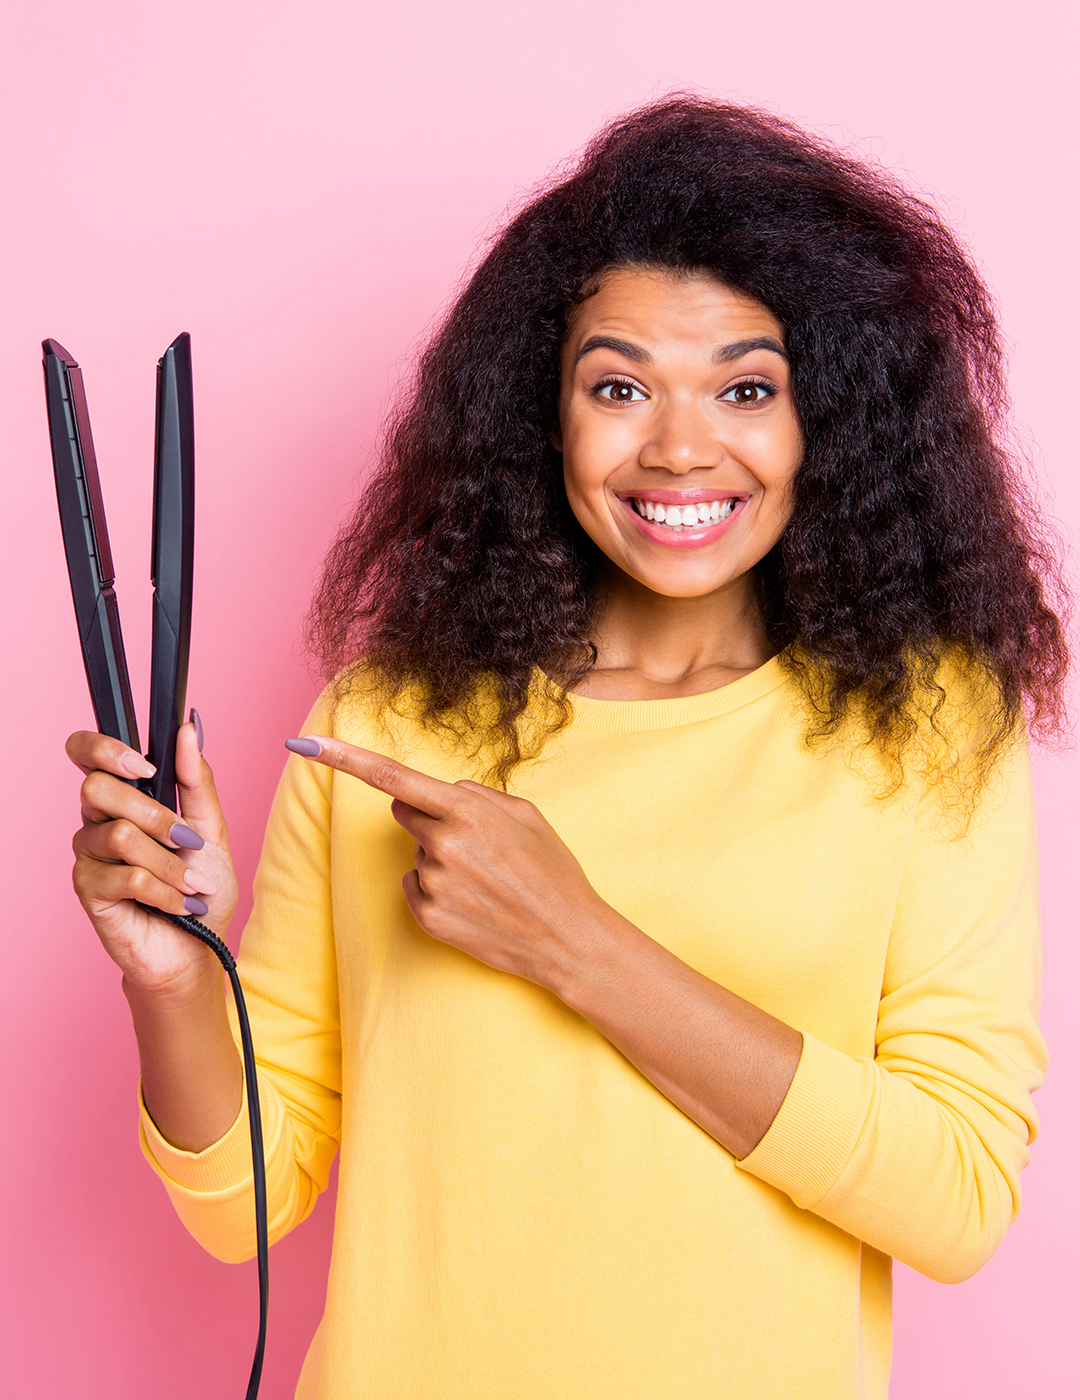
xmin=122 ymin=942 xmax=225 ymax=1014
xmin=548 ymin=900 xmax=652 ymax=1013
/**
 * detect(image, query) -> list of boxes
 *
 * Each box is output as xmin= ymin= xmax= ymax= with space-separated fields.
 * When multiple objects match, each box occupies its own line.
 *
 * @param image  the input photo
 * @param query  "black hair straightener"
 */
xmin=42 ymin=336 xmax=268 ymax=1400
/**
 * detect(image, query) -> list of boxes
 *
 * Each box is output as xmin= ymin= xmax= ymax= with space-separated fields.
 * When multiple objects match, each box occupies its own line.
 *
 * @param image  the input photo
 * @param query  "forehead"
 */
xmin=564 ymin=267 xmax=785 ymax=358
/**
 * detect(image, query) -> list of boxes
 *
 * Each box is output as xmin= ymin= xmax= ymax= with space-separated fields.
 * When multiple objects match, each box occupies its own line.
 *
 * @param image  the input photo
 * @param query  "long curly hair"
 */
xmin=308 ymin=96 xmax=1069 ymax=787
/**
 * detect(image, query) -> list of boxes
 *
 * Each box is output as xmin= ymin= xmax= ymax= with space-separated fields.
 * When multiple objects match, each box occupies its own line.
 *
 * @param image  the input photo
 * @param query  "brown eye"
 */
xmin=722 ymin=381 xmax=773 ymax=405
xmin=596 ymin=380 xmax=646 ymax=403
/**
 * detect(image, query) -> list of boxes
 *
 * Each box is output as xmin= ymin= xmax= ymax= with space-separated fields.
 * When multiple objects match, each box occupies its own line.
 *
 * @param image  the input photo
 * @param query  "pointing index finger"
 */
xmin=286 ymin=736 xmax=459 ymax=817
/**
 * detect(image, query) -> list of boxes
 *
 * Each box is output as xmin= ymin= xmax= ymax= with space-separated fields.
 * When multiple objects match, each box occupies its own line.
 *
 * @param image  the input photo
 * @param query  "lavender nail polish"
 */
xmin=189 ymin=707 xmax=204 ymax=754
xmin=183 ymin=896 xmax=209 ymax=917
xmin=286 ymin=737 xmax=322 ymax=757
xmin=170 ymin=822 xmax=205 ymax=851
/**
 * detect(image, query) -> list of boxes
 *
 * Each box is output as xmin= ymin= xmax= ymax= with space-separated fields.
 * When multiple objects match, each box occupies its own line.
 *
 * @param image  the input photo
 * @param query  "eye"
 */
xmin=720 ymin=379 xmax=775 ymax=406
xmin=593 ymin=377 xmax=647 ymax=404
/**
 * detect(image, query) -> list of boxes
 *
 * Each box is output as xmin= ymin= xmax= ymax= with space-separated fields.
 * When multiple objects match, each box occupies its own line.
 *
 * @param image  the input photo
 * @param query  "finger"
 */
xmin=80 ymin=768 xmax=205 ymax=852
xmin=75 ymin=820 xmax=219 ymax=897
xmin=286 ymin=736 xmax=460 ymax=818
xmin=73 ymin=851 xmax=207 ymax=921
xmin=174 ymin=718 xmax=204 ymax=789
xmin=66 ymin=730 xmax=156 ymax=782
xmin=389 ymin=797 xmax=440 ymax=843
xmin=174 ymin=720 xmax=229 ymax=840
xmin=401 ymin=867 xmax=430 ymax=923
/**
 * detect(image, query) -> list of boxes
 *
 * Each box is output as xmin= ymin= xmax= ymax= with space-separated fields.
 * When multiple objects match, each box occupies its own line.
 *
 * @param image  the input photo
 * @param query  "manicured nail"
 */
xmin=183 ymin=896 xmax=209 ymax=917
xmin=189 ymin=707 xmax=204 ymax=754
xmin=122 ymin=751 xmax=156 ymax=779
xmin=182 ymin=865 xmax=218 ymax=896
xmin=170 ymin=822 xmax=205 ymax=851
xmin=286 ymin=737 xmax=322 ymax=757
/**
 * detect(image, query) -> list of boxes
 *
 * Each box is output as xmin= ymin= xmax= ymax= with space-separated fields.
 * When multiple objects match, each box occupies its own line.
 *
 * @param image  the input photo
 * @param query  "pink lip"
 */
xmin=616 ymin=494 xmax=748 ymax=548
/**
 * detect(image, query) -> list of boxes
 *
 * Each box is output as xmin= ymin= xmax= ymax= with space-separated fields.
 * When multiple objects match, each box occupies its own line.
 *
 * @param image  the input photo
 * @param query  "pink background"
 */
xmin=2 ymin=2 xmax=1076 ymax=1395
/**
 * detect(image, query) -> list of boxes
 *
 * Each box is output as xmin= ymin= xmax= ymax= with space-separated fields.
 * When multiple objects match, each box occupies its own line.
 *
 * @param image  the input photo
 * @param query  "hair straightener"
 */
xmin=42 ymin=335 xmax=268 ymax=1400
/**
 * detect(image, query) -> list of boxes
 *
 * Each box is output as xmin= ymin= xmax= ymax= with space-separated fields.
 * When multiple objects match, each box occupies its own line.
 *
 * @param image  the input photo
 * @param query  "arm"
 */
xmin=295 ymin=730 xmax=1045 ymax=1281
xmin=732 ymin=733 xmax=1045 ymax=1282
xmin=288 ymin=737 xmax=801 ymax=1158
xmin=137 ymin=709 xmax=342 ymax=1263
xmin=559 ymin=755 xmax=1044 ymax=1281
xmin=68 ymin=704 xmax=342 ymax=1264
xmin=552 ymin=908 xmax=802 ymax=1159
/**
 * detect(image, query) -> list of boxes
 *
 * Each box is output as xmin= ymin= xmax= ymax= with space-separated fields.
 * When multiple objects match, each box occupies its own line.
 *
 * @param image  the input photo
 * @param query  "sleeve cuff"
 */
xmin=735 ymin=1031 xmax=878 ymax=1208
xmin=138 ymin=1071 xmax=283 ymax=1196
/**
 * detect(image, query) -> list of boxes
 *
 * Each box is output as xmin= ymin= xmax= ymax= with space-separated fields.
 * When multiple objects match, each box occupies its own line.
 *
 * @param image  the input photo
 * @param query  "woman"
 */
xmin=66 ymin=98 xmax=1067 ymax=1398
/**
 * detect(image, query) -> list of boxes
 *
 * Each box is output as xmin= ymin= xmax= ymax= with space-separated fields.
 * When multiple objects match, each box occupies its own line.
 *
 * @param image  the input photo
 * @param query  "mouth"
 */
xmin=616 ymin=492 xmax=749 ymax=542
xmin=629 ymin=495 xmax=742 ymax=531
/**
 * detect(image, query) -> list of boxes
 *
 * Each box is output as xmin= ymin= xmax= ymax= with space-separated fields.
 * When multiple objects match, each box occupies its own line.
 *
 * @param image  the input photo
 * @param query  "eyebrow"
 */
xmin=575 ymin=335 xmax=651 ymax=365
xmin=713 ymin=336 xmax=788 ymax=364
xmin=574 ymin=333 xmax=788 ymax=366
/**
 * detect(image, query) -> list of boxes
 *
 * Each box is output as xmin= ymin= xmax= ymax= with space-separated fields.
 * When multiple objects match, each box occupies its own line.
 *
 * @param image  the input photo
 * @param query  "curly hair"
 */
xmin=308 ymin=95 xmax=1069 ymax=788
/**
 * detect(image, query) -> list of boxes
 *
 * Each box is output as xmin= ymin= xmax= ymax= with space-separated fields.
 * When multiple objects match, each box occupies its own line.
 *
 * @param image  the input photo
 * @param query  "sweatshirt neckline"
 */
xmin=565 ymin=654 xmax=790 ymax=733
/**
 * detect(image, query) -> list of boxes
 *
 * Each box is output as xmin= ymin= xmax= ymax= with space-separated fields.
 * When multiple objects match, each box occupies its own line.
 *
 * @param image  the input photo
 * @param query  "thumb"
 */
xmin=175 ymin=718 xmax=229 ymax=841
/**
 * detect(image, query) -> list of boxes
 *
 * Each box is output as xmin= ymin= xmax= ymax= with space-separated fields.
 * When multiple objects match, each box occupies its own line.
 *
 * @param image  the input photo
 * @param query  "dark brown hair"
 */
xmin=308 ymin=96 xmax=1069 ymax=786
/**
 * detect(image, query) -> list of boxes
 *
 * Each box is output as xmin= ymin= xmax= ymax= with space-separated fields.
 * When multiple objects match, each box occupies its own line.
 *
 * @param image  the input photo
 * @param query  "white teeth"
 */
xmin=632 ymin=497 xmax=740 ymax=529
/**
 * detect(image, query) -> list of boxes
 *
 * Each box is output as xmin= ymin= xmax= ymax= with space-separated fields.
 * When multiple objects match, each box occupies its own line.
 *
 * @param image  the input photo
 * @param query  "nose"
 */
xmin=639 ymin=396 xmax=724 ymax=475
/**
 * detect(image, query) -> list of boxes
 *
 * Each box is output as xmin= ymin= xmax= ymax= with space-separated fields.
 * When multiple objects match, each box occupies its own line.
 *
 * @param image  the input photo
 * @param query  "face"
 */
xmin=556 ymin=267 xmax=802 ymax=602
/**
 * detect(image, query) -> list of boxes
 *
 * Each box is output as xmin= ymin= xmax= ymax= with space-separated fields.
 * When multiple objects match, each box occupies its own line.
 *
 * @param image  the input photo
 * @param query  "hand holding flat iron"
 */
xmin=66 ymin=719 xmax=238 ymax=997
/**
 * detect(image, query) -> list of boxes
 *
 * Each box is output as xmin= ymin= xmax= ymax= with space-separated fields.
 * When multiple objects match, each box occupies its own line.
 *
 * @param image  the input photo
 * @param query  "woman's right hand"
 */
xmin=67 ymin=717 xmax=240 ymax=999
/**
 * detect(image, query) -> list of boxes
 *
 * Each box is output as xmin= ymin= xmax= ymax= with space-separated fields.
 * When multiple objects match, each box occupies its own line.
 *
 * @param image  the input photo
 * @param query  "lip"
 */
xmin=615 ymin=492 xmax=748 ymax=548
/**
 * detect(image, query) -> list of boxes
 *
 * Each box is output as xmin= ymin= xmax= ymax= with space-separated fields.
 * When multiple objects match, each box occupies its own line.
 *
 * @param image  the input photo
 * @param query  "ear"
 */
xmin=549 ymin=424 xmax=563 ymax=453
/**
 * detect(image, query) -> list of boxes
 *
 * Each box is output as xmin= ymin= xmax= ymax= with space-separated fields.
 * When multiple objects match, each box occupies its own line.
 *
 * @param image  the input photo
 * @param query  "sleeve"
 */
xmin=138 ymin=690 xmax=341 ymax=1264
xmin=736 ymin=731 xmax=1048 ymax=1283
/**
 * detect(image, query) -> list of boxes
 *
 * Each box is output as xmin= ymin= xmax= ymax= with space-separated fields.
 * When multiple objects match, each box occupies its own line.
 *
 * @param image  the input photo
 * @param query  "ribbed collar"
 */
xmin=565 ymin=654 xmax=791 ymax=733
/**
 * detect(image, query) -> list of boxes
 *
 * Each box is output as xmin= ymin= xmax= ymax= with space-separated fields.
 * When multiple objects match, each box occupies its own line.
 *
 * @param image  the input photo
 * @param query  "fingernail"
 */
xmin=183 ymin=896 xmax=209 ymax=917
xmin=122 ymin=751 xmax=156 ymax=779
xmin=170 ymin=822 xmax=205 ymax=851
xmin=189 ymin=707 xmax=204 ymax=754
xmin=286 ymin=737 xmax=322 ymax=757
xmin=182 ymin=867 xmax=218 ymax=896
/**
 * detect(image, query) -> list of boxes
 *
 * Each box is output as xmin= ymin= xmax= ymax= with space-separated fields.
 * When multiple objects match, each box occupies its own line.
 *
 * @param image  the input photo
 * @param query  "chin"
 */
xmin=628 ymin=567 xmax=746 ymax=599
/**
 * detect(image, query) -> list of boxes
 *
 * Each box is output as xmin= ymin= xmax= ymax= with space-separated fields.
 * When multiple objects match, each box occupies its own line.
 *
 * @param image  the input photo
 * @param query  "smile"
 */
xmin=631 ymin=496 xmax=739 ymax=530
xmin=617 ymin=492 xmax=749 ymax=544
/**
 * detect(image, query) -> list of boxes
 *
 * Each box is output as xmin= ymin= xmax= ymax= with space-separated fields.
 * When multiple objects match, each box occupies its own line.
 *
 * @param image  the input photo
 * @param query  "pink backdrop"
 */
xmin=2 ymin=2 xmax=1076 ymax=1395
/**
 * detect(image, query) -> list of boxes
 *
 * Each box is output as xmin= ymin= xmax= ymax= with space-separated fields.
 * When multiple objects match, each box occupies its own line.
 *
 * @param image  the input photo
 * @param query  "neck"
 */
xmin=572 ymin=565 xmax=776 ymax=702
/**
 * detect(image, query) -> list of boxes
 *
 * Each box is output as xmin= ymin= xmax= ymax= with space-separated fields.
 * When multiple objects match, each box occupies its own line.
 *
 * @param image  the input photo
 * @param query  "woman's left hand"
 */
xmin=286 ymin=736 xmax=611 ymax=993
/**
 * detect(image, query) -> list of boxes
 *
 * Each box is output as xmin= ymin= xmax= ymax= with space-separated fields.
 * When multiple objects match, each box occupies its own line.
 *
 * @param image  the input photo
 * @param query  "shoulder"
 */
xmin=896 ymin=651 xmax=1029 ymax=835
xmin=913 ymin=649 xmax=1023 ymax=769
xmin=791 ymin=646 xmax=1029 ymax=831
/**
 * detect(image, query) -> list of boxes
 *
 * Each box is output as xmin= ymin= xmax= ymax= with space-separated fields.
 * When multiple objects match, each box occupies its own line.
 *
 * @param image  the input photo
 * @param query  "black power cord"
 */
xmin=150 ymin=907 xmax=269 ymax=1400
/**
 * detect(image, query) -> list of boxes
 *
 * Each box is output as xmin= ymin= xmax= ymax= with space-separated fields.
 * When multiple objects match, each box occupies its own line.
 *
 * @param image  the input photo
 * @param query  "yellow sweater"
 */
xmin=140 ymin=657 xmax=1045 ymax=1399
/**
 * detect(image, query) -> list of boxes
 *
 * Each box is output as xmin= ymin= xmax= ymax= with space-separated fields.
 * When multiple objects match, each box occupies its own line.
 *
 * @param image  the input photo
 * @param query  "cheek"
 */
xmin=560 ymin=451 xmax=626 ymax=558
xmin=559 ymin=418 xmax=621 ymax=511
xmin=750 ymin=421 xmax=801 ymax=504
xmin=561 ymin=458 xmax=606 ymax=538
xmin=761 ymin=466 xmax=799 ymax=548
